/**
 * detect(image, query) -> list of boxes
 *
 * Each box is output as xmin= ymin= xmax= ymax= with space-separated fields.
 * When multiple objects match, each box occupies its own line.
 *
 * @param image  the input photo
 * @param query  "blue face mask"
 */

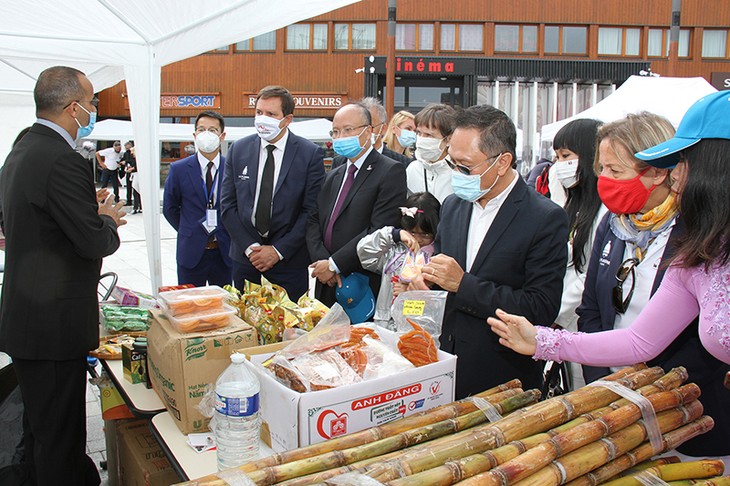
xmin=451 ymin=155 xmax=501 ymax=203
xmin=74 ymin=102 xmax=96 ymax=139
xmin=396 ymin=129 xmax=417 ymax=148
xmin=332 ymin=127 xmax=368 ymax=159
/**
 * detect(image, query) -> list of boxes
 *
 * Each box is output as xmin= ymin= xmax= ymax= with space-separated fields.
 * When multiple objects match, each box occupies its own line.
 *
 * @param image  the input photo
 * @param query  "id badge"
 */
xmin=206 ymin=209 xmax=217 ymax=229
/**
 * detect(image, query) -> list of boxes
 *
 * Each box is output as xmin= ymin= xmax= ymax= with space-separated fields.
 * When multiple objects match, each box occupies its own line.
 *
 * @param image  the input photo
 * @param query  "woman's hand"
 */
xmin=487 ymin=308 xmax=538 ymax=356
xmin=399 ymin=230 xmax=420 ymax=253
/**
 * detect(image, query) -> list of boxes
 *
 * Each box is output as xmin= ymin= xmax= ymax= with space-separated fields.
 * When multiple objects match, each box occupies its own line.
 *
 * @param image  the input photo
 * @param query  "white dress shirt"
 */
xmin=98 ymin=146 xmax=124 ymax=170
xmin=196 ymin=151 xmax=221 ymax=204
xmin=465 ymin=170 xmax=519 ymax=272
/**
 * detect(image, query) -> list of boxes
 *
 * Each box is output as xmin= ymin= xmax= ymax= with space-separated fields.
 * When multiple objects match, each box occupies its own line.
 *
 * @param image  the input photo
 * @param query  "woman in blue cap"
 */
xmin=488 ymin=91 xmax=730 ymax=458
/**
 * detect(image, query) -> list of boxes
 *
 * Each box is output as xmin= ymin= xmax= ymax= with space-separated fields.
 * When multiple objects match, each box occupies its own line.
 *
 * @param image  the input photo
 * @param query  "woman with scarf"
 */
xmin=490 ymin=106 xmax=730 ymax=458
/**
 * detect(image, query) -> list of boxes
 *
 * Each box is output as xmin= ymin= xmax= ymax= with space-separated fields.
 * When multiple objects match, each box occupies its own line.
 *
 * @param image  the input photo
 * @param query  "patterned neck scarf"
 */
xmin=609 ymin=193 xmax=679 ymax=261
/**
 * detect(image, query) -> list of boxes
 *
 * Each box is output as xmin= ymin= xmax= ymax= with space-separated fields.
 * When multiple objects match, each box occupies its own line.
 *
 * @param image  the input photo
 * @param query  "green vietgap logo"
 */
xmin=185 ymin=339 xmax=207 ymax=361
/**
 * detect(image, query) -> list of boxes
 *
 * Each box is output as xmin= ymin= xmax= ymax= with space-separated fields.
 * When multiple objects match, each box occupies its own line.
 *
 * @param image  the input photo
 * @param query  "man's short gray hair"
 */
xmin=360 ymin=97 xmax=387 ymax=126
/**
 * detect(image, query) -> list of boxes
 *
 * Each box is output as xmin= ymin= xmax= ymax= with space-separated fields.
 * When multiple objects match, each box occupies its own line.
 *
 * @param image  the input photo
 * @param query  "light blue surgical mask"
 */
xmin=74 ymin=102 xmax=96 ymax=139
xmin=332 ymin=127 xmax=368 ymax=159
xmin=451 ymin=154 xmax=502 ymax=203
xmin=397 ymin=129 xmax=417 ymax=148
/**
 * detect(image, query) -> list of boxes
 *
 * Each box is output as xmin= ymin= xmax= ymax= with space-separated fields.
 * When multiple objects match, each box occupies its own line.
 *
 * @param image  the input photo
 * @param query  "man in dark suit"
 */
xmin=0 ymin=66 xmax=126 ymax=485
xmin=163 ymin=110 xmax=232 ymax=287
xmin=307 ymin=102 xmax=407 ymax=307
xmin=221 ymin=86 xmax=325 ymax=299
xmin=331 ymin=97 xmax=413 ymax=170
xmin=411 ymin=104 xmax=569 ymax=399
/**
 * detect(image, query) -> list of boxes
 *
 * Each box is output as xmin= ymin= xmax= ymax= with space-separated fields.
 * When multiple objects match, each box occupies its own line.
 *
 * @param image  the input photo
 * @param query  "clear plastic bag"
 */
xmin=390 ymin=290 xmax=447 ymax=347
xmin=280 ymin=304 xmax=352 ymax=359
xmin=361 ymin=336 xmax=414 ymax=380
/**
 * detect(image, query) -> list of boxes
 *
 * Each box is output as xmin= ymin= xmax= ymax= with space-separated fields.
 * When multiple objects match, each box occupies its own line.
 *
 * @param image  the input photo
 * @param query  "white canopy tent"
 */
xmin=1 ymin=0 xmax=357 ymax=292
xmin=540 ymin=76 xmax=718 ymax=143
xmin=84 ymin=118 xmax=333 ymax=143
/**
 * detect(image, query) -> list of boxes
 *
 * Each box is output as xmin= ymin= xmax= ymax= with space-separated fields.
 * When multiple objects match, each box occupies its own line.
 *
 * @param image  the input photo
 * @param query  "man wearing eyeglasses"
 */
xmin=0 ymin=66 xmax=126 ymax=485
xmin=220 ymin=86 xmax=325 ymax=299
xmin=95 ymin=140 xmax=124 ymax=202
xmin=163 ymin=110 xmax=233 ymax=287
xmin=307 ymin=102 xmax=406 ymax=307
xmin=409 ymin=104 xmax=569 ymax=399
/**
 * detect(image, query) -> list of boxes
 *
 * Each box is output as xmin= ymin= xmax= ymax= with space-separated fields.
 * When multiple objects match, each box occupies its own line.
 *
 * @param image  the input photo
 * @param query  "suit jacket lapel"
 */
xmin=324 ymin=165 xmax=347 ymax=227
xmin=453 ymin=199 xmax=473 ymax=269
xmin=184 ymin=157 xmax=208 ymax=205
xmin=214 ymin=155 xmax=225 ymax=208
xmin=243 ymin=138 xmax=261 ymax=204
xmin=469 ymin=177 xmax=525 ymax=272
xmin=275 ymin=134 xmax=296 ymax=195
xmin=338 ymin=150 xmax=378 ymax=217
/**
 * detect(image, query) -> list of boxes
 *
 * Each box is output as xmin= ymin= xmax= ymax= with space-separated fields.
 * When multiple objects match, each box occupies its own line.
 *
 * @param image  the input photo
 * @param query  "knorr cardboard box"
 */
xmin=147 ymin=309 xmax=258 ymax=434
xmin=244 ymin=327 xmax=456 ymax=452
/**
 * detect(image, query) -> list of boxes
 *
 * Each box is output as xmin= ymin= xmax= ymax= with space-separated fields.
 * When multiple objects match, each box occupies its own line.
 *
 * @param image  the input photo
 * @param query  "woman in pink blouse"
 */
xmin=489 ymin=91 xmax=730 ymax=368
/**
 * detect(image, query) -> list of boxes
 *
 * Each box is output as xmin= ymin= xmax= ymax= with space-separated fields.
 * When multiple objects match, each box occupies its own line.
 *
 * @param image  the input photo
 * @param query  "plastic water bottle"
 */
xmin=214 ymin=353 xmax=260 ymax=470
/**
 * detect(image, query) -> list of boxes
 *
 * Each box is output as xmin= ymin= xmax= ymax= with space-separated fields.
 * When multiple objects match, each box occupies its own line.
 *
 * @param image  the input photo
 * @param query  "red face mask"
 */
xmin=597 ymin=167 xmax=657 ymax=215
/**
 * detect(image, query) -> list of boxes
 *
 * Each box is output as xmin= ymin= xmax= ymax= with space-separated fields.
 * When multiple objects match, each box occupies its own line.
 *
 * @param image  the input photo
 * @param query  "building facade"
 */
xmin=98 ymin=0 xmax=730 ymax=164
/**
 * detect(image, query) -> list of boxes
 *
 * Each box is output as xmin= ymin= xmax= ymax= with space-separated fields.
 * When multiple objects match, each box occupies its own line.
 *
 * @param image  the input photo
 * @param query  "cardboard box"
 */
xmin=117 ymin=419 xmax=179 ymax=486
xmin=147 ymin=310 xmax=258 ymax=435
xmin=245 ymin=330 xmax=456 ymax=452
xmin=111 ymin=286 xmax=158 ymax=309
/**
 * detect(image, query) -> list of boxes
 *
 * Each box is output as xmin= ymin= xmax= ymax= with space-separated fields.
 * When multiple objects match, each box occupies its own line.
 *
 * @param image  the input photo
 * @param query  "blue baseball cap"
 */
xmin=336 ymin=273 xmax=375 ymax=324
xmin=635 ymin=90 xmax=730 ymax=168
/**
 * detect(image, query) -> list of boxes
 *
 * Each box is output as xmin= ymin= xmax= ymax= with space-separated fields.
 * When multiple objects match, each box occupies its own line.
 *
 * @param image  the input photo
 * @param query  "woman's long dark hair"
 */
xmin=553 ymin=118 xmax=603 ymax=272
xmin=673 ymin=139 xmax=730 ymax=270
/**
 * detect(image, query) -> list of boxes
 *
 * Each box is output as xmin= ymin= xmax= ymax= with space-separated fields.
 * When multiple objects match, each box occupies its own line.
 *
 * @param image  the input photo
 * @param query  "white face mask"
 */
xmin=415 ymin=136 xmax=444 ymax=163
xmin=194 ymin=130 xmax=221 ymax=154
xmin=255 ymin=114 xmax=284 ymax=142
xmin=555 ymin=159 xmax=580 ymax=189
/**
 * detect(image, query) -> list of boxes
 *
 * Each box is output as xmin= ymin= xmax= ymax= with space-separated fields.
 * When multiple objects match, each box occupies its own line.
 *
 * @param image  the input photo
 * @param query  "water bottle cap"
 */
xmin=230 ymin=353 xmax=246 ymax=364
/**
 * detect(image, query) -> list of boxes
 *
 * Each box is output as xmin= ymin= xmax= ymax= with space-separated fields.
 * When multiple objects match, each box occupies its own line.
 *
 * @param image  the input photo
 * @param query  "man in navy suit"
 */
xmin=163 ymin=110 xmax=232 ymax=287
xmin=221 ymin=86 xmax=325 ymax=299
xmin=411 ymin=104 xmax=569 ymax=399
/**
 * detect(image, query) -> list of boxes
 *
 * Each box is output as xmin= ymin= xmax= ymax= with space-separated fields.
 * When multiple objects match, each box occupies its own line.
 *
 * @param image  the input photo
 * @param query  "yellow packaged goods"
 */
xmin=146 ymin=309 xmax=258 ymax=434
xmin=157 ymin=285 xmax=230 ymax=316
xmin=166 ymin=304 xmax=236 ymax=333
xmin=225 ymin=280 xmax=330 ymax=344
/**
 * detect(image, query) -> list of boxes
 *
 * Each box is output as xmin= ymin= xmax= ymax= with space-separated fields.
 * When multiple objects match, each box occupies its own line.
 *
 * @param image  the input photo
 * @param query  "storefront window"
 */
xmin=286 ymin=24 xmax=328 ymax=51
xmin=598 ymin=27 xmax=640 ymax=56
xmin=536 ymin=82 xmax=556 ymax=130
xmin=563 ymin=27 xmax=587 ymax=54
xmin=648 ymin=28 xmax=690 ymax=57
xmin=545 ymin=26 xmax=559 ymax=53
xmin=396 ymin=24 xmax=433 ymax=51
xmin=523 ymin=26 xmax=537 ymax=52
xmin=702 ymin=30 xmax=728 ymax=58
xmin=335 ymin=23 xmax=376 ymax=50
xmin=556 ymin=83 xmax=574 ymax=121
xmin=476 ymin=82 xmax=495 ymax=106
xmin=440 ymin=24 xmax=482 ymax=51
xmin=495 ymin=25 xmax=519 ymax=52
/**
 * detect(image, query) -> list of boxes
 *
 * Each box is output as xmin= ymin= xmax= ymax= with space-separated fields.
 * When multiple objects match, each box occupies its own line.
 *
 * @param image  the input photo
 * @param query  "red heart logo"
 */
xmin=316 ymin=409 xmax=349 ymax=439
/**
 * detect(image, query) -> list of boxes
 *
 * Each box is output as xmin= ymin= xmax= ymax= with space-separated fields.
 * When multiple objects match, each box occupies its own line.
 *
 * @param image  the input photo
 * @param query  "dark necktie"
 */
xmin=205 ymin=161 xmax=214 ymax=204
xmin=255 ymin=145 xmax=276 ymax=237
xmin=324 ymin=163 xmax=357 ymax=251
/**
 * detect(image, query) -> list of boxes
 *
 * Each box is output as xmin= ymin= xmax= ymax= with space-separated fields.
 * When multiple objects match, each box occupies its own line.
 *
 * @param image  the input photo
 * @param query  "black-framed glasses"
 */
xmin=446 ymin=152 xmax=502 ymax=175
xmin=195 ymin=126 xmax=221 ymax=135
xmin=329 ymin=125 xmax=369 ymax=138
xmin=65 ymin=97 xmax=99 ymax=109
xmin=612 ymin=257 xmax=639 ymax=314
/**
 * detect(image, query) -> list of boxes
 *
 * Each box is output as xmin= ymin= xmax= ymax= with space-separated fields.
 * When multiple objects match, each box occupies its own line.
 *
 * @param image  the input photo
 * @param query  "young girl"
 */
xmin=356 ymin=192 xmax=441 ymax=325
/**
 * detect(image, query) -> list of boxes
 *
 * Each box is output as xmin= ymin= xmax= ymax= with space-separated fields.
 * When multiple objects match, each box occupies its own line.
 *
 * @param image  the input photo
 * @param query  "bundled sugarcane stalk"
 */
xmin=388 ymin=370 xmax=696 ymax=486
xmin=618 ymin=456 xmax=681 ymax=476
xmin=344 ymin=366 xmax=666 ymax=484
xmin=667 ymin=478 xmax=730 ymax=485
xmin=176 ymin=379 xmax=531 ymax=486
xmin=602 ymin=459 xmax=725 ymax=486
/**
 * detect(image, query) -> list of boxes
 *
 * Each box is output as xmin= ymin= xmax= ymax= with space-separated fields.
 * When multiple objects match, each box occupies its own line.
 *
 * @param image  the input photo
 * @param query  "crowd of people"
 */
xmin=1 ymin=66 xmax=729 ymax=484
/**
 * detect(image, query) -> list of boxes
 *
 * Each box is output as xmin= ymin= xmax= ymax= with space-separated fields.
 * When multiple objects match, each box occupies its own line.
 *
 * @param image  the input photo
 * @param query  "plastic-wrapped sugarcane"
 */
xmin=601 ymin=459 xmax=725 ymax=485
xmin=388 ymin=369 xmax=695 ymax=486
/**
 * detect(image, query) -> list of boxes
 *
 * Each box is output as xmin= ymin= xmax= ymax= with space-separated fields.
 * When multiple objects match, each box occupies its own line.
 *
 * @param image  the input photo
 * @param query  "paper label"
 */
xmin=402 ymin=300 xmax=425 ymax=316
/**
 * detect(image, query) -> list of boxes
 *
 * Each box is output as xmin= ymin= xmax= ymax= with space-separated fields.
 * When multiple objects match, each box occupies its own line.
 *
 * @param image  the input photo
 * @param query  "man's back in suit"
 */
xmin=220 ymin=88 xmax=325 ymax=299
